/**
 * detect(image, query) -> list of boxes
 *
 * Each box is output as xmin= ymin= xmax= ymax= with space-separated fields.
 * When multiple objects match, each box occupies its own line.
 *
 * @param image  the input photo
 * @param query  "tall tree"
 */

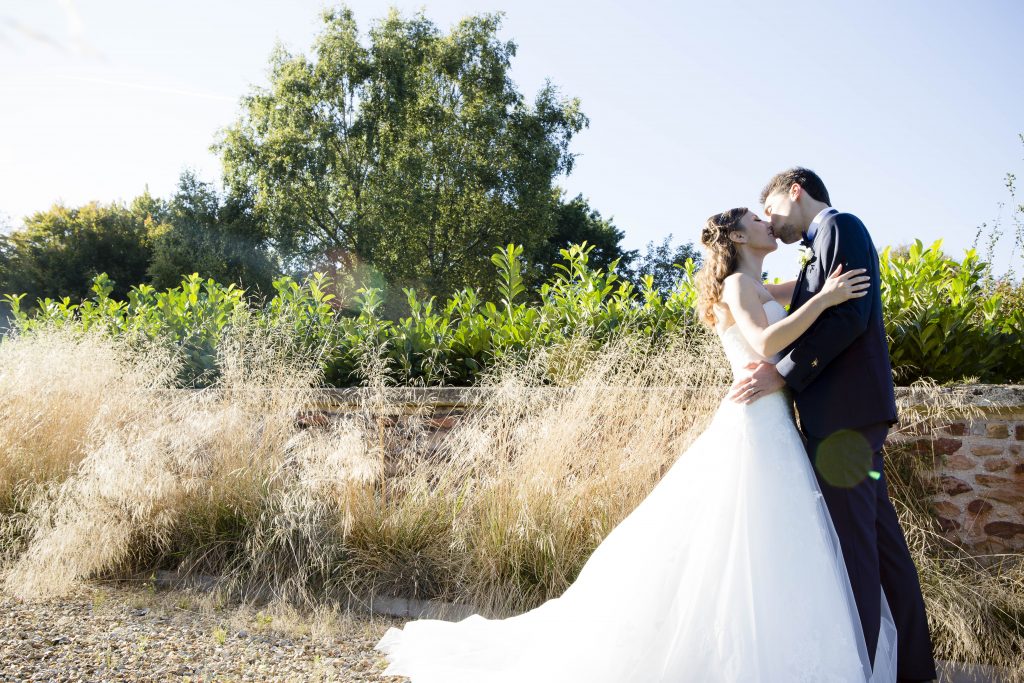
xmin=628 ymin=235 xmax=701 ymax=295
xmin=533 ymin=194 xmax=637 ymax=280
xmin=147 ymin=171 xmax=280 ymax=301
xmin=0 ymin=196 xmax=160 ymax=304
xmin=213 ymin=6 xmax=587 ymax=302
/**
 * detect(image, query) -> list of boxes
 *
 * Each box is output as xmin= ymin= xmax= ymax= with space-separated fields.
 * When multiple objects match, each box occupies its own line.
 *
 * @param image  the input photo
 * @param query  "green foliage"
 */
xmin=534 ymin=194 xmax=638 ymax=284
xmin=629 ymin=234 xmax=702 ymax=296
xmin=0 ymin=175 xmax=279 ymax=323
xmin=0 ymin=197 xmax=160 ymax=304
xmin=6 ymin=239 xmax=1022 ymax=387
xmin=10 ymin=272 xmax=248 ymax=387
xmin=881 ymin=239 xmax=1024 ymax=383
xmin=146 ymin=171 xmax=279 ymax=300
xmin=491 ymin=243 xmax=525 ymax=314
xmin=5 ymin=242 xmax=699 ymax=388
xmin=213 ymin=6 xmax=588 ymax=302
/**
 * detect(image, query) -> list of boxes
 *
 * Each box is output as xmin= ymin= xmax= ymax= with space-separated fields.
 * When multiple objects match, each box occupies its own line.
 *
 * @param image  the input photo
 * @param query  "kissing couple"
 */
xmin=374 ymin=167 xmax=937 ymax=683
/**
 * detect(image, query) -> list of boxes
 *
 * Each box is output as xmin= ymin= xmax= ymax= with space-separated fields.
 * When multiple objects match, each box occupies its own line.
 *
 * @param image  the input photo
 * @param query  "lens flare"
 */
xmin=814 ymin=429 xmax=873 ymax=489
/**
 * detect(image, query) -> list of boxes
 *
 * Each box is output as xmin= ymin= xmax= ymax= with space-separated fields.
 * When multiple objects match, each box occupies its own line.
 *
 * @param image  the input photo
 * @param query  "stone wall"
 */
xmin=297 ymin=385 xmax=1024 ymax=554
xmin=891 ymin=385 xmax=1024 ymax=553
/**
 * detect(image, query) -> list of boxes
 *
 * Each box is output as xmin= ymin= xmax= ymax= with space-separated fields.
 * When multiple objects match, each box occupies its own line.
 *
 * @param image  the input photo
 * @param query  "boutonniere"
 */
xmin=797 ymin=245 xmax=815 ymax=268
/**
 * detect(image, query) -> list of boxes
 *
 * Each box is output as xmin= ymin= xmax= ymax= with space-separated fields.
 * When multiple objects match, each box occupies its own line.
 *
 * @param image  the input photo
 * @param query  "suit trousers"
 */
xmin=804 ymin=422 xmax=937 ymax=681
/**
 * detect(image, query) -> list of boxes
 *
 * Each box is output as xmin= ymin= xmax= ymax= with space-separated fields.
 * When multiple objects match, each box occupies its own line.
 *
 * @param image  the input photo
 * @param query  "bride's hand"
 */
xmin=818 ymin=264 xmax=870 ymax=307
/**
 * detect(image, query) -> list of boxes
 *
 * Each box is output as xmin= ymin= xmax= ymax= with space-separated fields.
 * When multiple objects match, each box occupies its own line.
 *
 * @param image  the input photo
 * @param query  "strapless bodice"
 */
xmin=715 ymin=300 xmax=788 ymax=379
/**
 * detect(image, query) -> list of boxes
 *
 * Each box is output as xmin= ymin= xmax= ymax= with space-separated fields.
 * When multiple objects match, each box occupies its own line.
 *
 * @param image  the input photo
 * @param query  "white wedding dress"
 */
xmin=374 ymin=299 xmax=898 ymax=682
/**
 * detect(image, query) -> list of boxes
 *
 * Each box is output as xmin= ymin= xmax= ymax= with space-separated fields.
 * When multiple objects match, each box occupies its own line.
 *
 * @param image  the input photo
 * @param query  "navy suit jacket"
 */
xmin=776 ymin=210 xmax=898 ymax=439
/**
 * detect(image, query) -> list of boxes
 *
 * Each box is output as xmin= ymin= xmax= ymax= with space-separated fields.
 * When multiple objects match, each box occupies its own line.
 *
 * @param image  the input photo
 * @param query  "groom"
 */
xmin=729 ymin=168 xmax=936 ymax=682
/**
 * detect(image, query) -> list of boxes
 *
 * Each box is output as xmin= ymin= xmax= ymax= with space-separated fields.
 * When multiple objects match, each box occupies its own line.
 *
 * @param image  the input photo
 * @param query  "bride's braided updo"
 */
xmin=696 ymin=207 xmax=748 ymax=327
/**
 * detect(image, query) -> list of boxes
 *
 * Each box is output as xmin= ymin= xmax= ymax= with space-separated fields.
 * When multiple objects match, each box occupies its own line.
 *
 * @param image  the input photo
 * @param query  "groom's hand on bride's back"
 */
xmin=729 ymin=361 xmax=786 ymax=404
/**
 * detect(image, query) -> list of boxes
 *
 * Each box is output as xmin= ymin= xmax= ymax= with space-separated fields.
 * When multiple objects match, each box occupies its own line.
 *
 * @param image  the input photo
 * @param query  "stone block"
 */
xmin=932 ymin=501 xmax=962 ymax=518
xmin=944 ymin=453 xmax=976 ymax=471
xmin=967 ymin=499 xmax=994 ymax=515
xmin=944 ymin=422 xmax=968 ymax=436
xmin=983 ymin=521 xmax=1024 ymax=539
xmin=425 ymin=415 xmax=460 ymax=430
xmin=936 ymin=516 xmax=961 ymax=532
xmin=986 ymin=423 xmax=1010 ymax=439
xmin=912 ymin=438 xmax=962 ymax=456
xmin=982 ymin=458 xmax=1012 ymax=472
xmin=971 ymin=445 xmax=1004 ymax=457
xmin=983 ymin=487 xmax=1024 ymax=505
xmin=974 ymin=538 xmax=1012 ymax=554
xmin=1017 ymin=424 xmax=1024 ymax=441
xmin=939 ymin=475 xmax=972 ymax=496
xmin=975 ymin=474 xmax=1014 ymax=487
xmin=294 ymin=410 xmax=337 ymax=429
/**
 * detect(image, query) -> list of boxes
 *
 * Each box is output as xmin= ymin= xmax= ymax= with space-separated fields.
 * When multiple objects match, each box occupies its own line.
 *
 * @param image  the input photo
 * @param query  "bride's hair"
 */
xmin=696 ymin=207 xmax=748 ymax=327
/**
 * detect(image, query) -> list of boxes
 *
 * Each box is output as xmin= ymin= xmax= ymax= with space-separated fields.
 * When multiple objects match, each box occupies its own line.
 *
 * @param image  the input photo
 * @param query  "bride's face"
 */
xmin=733 ymin=211 xmax=778 ymax=254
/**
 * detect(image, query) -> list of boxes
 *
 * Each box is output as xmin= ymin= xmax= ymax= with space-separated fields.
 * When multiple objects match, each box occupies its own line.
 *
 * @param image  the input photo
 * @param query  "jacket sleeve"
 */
xmin=776 ymin=213 xmax=875 ymax=393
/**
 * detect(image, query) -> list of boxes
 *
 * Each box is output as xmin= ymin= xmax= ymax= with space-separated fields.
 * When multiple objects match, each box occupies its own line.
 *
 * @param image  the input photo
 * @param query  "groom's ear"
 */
xmin=789 ymin=182 xmax=803 ymax=201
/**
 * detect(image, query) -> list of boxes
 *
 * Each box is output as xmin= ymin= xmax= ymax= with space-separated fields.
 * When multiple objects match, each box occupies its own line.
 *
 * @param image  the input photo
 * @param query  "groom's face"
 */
xmin=762 ymin=190 xmax=804 ymax=244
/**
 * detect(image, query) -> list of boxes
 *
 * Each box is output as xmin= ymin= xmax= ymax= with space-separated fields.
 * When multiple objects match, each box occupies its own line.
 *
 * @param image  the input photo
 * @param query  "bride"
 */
xmin=374 ymin=207 xmax=898 ymax=682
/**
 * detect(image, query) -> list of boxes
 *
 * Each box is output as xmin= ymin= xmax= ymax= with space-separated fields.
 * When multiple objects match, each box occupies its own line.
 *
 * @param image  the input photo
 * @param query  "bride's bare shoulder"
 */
xmin=721 ymin=273 xmax=761 ymax=301
xmin=722 ymin=272 xmax=759 ymax=289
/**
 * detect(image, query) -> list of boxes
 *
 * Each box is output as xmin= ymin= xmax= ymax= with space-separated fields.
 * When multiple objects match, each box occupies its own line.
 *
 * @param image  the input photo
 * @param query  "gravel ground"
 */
xmin=0 ymin=584 xmax=1007 ymax=682
xmin=0 ymin=583 xmax=410 ymax=682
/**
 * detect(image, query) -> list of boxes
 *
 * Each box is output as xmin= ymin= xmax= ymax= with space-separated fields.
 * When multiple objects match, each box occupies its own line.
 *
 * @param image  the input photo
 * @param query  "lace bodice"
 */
xmin=715 ymin=299 xmax=788 ymax=379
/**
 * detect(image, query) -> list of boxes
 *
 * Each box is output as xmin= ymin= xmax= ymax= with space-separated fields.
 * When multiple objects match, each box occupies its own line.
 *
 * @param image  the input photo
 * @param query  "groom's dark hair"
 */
xmin=760 ymin=167 xmax=832 ymax=206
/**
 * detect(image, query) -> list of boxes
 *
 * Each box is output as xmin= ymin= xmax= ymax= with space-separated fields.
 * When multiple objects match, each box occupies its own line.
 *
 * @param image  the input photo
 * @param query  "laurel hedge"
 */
xmin=3 ymin=240 xmax=1021 ymax=386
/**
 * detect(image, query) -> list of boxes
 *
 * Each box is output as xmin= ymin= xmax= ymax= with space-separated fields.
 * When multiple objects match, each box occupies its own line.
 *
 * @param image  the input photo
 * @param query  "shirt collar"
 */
xmin=805 ymin=207 xmax=837 ymax=242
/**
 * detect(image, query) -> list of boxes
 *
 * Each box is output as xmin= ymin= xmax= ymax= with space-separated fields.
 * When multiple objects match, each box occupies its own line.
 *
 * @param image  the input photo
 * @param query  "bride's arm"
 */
xmin=720 ymin=268 xmax=869 ymax=357
xmin=764 ymin=280 xmax=797 ymax=306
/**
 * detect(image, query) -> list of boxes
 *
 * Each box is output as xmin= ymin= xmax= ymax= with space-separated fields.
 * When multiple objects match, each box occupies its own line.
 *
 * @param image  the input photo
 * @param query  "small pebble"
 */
xmin=0 ymin=584 xmax=410 ymax=681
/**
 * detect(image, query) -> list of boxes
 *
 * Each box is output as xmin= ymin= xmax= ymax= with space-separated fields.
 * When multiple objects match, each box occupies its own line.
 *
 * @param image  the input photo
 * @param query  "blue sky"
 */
xmin=1 ymin=0 xmax=1022 ymax=279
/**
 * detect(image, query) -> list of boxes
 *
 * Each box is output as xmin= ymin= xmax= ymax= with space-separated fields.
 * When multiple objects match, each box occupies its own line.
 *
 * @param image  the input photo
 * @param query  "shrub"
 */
xmin=3 ymin=239 xmax=1021 ymax=386
xmin=881 ymin=240 xmax=1024 ymax=384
